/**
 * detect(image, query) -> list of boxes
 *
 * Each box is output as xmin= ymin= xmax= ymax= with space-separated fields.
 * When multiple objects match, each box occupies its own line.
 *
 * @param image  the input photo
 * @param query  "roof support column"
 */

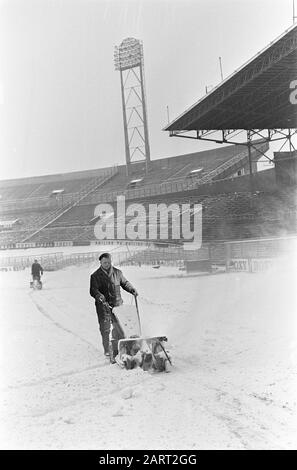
xmin=247 ymin=130 xmax=254 ymax=193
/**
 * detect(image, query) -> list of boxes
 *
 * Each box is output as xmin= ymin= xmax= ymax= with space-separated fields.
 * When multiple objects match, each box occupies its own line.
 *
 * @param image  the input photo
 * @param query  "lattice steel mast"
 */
xmin=114 ymin=38 xmax=151 ymax=176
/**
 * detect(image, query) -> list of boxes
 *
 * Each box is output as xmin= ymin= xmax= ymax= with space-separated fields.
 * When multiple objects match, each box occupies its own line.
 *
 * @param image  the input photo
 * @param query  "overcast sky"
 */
xmin=0 ymin=0 xmax=293 ymax=180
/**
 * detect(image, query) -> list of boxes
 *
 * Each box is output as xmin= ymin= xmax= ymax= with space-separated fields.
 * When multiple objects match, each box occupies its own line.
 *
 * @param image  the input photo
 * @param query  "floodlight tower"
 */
xmin=114 ymin=38 xmax=151 ymax=176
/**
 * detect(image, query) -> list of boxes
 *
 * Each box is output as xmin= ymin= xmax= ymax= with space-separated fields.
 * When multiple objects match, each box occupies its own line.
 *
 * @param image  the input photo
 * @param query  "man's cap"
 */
xmin=99 ymin=252 xmax=111 ymax=261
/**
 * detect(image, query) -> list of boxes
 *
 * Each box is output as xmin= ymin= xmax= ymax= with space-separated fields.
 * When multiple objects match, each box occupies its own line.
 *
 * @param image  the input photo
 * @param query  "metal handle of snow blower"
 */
xmin=134 ymin=294 xmax=142 ymax=336
xmin=134 ymin=295 xmax=172 ymax=366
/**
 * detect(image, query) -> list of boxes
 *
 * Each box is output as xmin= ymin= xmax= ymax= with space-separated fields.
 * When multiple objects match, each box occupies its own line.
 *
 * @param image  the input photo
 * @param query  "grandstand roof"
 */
xmin=165 ymin=24 xmax=297 ymax=132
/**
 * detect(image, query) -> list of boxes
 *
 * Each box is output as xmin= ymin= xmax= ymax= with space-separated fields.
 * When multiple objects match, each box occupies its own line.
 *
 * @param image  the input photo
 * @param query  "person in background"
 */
xmin=31 ymin=259 xmax=43 ymax=285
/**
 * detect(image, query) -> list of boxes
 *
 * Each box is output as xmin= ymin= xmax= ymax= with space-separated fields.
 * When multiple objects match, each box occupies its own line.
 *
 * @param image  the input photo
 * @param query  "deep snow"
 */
xmin=0 ymin=252 xmax=296 ymax=449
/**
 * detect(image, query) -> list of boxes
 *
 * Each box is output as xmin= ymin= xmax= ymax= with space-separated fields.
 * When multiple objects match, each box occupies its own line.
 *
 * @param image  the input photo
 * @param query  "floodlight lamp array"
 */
xmin=114 ymin=37 xmax=143 ymax=71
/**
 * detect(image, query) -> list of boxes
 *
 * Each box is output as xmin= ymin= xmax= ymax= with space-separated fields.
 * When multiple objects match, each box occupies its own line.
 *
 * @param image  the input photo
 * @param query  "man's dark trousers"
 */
xmin=95 ymin=303 xmax=125 ymax=355
xmin=95 ymin=302 xmax=111 ymax=354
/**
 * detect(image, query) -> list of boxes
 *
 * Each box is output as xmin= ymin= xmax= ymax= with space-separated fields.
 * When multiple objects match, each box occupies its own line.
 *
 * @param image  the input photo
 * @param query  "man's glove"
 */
xmin=96 ymin=294 xmax=106 ymax=303
xmin=131 ymin=289 xmax=138 ymax=297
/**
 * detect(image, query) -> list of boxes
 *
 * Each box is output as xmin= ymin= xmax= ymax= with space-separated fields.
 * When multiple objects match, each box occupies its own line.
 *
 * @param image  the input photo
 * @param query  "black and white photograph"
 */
xmin=0 ymin=0 xmax=296 ymax=453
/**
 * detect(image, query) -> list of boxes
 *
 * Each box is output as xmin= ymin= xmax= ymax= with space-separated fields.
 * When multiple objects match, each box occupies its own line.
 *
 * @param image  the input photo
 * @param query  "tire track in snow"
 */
xmin=0 ymin=363 xmax=107 ymax=391
xmin=175 ymin=358 xmax=290 ymax=449
xmin=20 ymin=291 xmax=161 ymax=415
xmin=1 ymin=291 xmax=108 ymax=391
xmin=29 ymin=291 xmax=98 ymax=353
xmin=24 ymin=371 xmax=156 ymax=419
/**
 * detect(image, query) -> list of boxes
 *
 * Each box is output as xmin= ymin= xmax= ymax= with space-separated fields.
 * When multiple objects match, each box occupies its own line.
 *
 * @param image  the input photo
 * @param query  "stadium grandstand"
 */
xmin=0 ymin=24 xmax=296 ymax=271
xmin=0 ymin=141 xmax=296 ymax=249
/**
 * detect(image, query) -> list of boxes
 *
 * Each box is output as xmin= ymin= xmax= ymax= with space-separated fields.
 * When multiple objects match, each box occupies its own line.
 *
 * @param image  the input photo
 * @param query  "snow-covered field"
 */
xmin=0 ymin=253 xmax=296 ymax=449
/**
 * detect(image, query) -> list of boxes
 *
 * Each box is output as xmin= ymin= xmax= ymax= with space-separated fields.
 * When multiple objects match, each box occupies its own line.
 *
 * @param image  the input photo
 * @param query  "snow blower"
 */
xmin=107 ymin=296 xmax=172 ymax=372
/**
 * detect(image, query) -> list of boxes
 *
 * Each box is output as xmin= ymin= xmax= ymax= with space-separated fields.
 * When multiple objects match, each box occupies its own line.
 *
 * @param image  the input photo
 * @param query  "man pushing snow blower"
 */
xmin=90 ymin=252 xmax=138 ymax=357
xmin=89 ymin=252 xmax=172 ymax=372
